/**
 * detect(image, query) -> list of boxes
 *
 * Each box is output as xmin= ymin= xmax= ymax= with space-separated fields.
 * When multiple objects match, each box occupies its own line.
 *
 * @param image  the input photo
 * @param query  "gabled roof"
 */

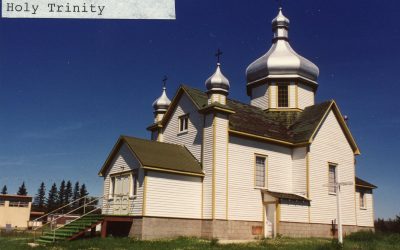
xmin=356 ymin=177 xmax=377 ymax=189
xmin=98 ymin=136 xmax=204 ymax=177
xmin=178 ymin=85 xmax=359 ymax=154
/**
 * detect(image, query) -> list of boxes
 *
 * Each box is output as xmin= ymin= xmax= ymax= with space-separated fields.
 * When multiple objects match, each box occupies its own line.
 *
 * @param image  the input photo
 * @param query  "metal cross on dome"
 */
xmin=276 ymin=0 xmax=283 ymax=8
xmin=215 ymin=48 xmax=223 ymax=64
xmin=162 ymin=75 xmax=168 ymax=87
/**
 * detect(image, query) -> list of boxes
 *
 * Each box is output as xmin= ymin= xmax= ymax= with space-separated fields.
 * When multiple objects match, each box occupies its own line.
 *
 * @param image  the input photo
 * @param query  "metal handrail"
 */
xmin=33 ymin=195 xmax=103 ymax=241
xmin=32 ymin=195 xmax=90 ymax=223
xmin=50 ymin=195 xmax=106 ymax=242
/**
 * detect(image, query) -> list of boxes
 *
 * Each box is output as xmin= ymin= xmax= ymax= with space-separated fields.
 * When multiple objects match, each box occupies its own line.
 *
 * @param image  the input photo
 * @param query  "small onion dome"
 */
xmin=205 ymin=63 xmax=230 ymax=94
xmin=246 ymin=8 xmax=319 ymax=86
xmin=272 ymin=7 xmax=290 ymax=31
xmin=152 ymin=86 xmax=171 ymax=112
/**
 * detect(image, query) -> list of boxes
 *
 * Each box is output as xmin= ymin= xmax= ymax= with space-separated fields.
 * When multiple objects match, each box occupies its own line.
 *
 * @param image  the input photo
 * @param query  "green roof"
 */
xmin=182 ymin=85 xmax=333 ymax=144
xmin=99 ymin=136 xmax=203 ymax=176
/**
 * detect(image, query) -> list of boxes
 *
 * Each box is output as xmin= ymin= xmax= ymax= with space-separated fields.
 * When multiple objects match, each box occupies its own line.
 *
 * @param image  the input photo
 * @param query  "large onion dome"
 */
xmin=246 ymin=8 xmax=319 ymax=86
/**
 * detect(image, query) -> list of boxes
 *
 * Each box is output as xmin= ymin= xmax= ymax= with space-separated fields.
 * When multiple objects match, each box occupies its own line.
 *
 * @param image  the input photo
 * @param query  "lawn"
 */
xmin=1 ymin=231 xmax=399 ymax=250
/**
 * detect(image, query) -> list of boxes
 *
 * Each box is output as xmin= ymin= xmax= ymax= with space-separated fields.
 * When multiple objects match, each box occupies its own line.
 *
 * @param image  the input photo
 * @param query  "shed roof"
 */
xmin=356 ymin=177 xmax=377 ymax=189
xmin=266 ymin=190 xmax=310 ymax=202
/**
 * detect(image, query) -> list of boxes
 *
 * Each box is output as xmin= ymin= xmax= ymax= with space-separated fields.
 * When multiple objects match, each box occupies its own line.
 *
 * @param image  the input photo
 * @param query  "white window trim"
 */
xmin=360 ymin=191 xmax=367 ymax=210
xmin=254 ymin=154 xmax=267 ymax=188
xmin=178 ymin=114 xmax=189 ymax=134
xmin=328 ymin=163 xmax=338 ymax=195
xmin=109 ymin=171 xmax=138 ymax=200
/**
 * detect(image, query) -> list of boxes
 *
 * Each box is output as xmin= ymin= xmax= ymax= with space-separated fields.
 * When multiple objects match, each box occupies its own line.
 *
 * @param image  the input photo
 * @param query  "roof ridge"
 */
xmin=121 ymin=135 xmax=187 ymax=148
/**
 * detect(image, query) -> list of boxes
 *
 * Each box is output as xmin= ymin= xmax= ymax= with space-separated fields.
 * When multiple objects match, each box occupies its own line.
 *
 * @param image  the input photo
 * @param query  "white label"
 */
xmin=1 ymin=0 xmax=176 ymax=19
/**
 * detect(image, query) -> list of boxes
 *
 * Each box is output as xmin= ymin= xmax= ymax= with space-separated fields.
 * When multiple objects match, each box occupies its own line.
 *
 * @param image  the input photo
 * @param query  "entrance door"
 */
xmin=265 ymin=204 xmax=276 ymax=238
xmin=113 ymin=175 xmax=130 ymax=215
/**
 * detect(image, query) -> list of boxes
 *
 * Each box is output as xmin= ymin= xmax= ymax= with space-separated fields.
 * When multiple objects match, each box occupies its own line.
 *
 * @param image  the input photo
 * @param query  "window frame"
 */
xmin=328 ymin=163 xmax=338 ymax=194
xmin=254 ymin=154 xmax=268 ymax=188
xmin=109 ymin=170 xmax=138 ymax=200
xmin=277 ymin=84 xmax=289 ymax=108
xmin=359 ymin=191 xmax=366 ymax=209
xmin=178 ymin=114 xmax=189 ymax=133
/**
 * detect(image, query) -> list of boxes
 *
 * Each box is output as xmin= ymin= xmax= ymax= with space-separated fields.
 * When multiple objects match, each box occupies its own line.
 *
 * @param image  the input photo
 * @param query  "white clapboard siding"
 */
xmin=145 ymin=171 xmax=202 ymax=219
xmin=214 ymin=114 xmax=228 ymax=220
xmin=309 ymin=111 xmax=356 ymax=225
xmin=250 ymin=84 xmax=269 ymax=110
xmin=163 ymin=93 xmax=203 ymax=161
xmin=280 ymin=201 xmax=309 ymax=223
xmin=102 ymin=143 xmax=144 ymax=216
xmin=292 ymin=147 xmax=307 ymax=195
xmin=228 ymin=136 xmax=292 ymax=221
xmin=202 ymin=114 xmax=214 ymax=219
xmin=270 ymin=84 xmax=277 ymax=108
xmin=289 ymin=83 xmax=296 ymax=108
xmin=355 ymin=191 xmax=374 ymax=227
xmin=297 ymin=83 xmax=314 ymax=109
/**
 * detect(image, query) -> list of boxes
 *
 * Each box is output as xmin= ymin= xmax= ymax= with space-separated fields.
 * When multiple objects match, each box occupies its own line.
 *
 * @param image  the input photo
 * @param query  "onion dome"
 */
xmin=246 ymin=8 xmax=319 ymax=86
xmin=205 ymin=63 xmax=230 ymax=94
xmin=152 ymin=85 xmax=171 ymax=112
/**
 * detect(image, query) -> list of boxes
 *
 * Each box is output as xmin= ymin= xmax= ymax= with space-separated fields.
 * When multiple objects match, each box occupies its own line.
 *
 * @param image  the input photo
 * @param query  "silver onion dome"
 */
xmin=205 ymin=63 xmax=230 ymax=93
xmin=152 ymin=86 xmax=171 ymax=112
xmin=246 ymin=8 xmax=319 ymax=86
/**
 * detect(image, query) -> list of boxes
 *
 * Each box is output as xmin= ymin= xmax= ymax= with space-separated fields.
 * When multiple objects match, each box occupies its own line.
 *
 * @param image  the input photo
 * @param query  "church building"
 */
xmin=98 ymin=8 xmax=376 ymax=240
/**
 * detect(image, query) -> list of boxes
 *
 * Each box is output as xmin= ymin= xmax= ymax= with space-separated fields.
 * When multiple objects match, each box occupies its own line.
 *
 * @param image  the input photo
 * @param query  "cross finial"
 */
xmin=276 ymin=0 xmax=283 ymax=9
xmin=215 ymin=48 xmax=223 ymax=64
xmin=162 ymin=75 xmax=168 ymax=88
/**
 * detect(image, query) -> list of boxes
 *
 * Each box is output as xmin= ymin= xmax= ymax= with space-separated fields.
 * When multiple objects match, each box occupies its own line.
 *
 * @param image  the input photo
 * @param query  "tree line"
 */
xmin=375 ymin=214 xmax=400 ymax=234
xmin=1 ymin=181 xmax=90 ymax=213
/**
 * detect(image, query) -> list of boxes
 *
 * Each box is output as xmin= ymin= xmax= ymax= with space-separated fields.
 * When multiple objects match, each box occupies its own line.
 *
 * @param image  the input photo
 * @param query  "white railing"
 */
xmin=49 ymin=195 xmax=106 ymax=242
xmin=33 ymin=195 xmax=105 ymax=242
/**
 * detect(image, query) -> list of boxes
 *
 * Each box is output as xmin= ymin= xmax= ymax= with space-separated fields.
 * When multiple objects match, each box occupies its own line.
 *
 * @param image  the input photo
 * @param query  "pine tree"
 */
xmin=72 ymin=182 xmax=80 ymax=201
xmin=33 ymin=182 xmax=46 ymax=212
xmin=47 ymin=183 xmax=59 ymax=212
xmin=65 ymin=181 xmax=73 ymax=209
xmin=58 ymin=180 xmax=66 ymax=207
xmin=71 ymin=181 xmax=80 ymax=210
xmin=17 ymin=182 xmax=28 ymax=196
xmin=78 ymin=184 xmax=89 ymax=214
xmin=1 ymin=185 xmax=7 ymax=194
xmin=79 ymin=184 xmax=89 ymax=198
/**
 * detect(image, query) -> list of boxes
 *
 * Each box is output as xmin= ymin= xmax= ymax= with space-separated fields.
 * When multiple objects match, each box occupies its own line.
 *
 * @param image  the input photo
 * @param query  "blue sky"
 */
xmin=0 ymin=0 xmax=399 ymax=219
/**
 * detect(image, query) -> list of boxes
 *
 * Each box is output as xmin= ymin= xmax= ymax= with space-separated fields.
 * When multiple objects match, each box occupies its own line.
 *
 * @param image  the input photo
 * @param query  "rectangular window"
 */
xmin=110 ymin=176 xmax=116 ymax=198
xmin=278 ymin=85 xmax=289 ymax=107
xmin=360 ymin=192 xmax=366 ymax=208
xmin=179 ymin=115 xmax=189 ymax=132
xmin=328 ymin=164 xmax=337 ymax=193
xmin=255 ymin=156 xmax=266 ymax=187
xmin=133 ymin=170 xmax=138 ymax=196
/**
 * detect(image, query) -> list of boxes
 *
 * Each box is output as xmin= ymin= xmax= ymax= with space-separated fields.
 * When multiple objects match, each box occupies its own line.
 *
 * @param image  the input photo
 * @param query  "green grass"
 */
xmin=0 ymin=231 xmax=399 ymax=250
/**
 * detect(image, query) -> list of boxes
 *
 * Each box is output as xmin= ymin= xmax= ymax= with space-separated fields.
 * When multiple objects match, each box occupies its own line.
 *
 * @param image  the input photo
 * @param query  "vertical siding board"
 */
xmin=355 ymin=191 xmax=374 ymax=227
xmin=292 ymin=147 xmax=307 ymax=195
xmin=298 ymin=83 xmax=314 ymax=109
xmin=228 ymin=136 xmax=292 ymax=221
xmin=146 ymin=171 xmax=202 ymax=219
xmin=250 ymin=84 xmax=269 ymax=110
xmin=202 ymin=114 xmax=213 ymax=219
xmin=214 ymin=114 xmax=228 ymax=219
xmin=309 ymin=111 xmax=356 ymax=225
xmin=163 ymin=94 xmax=203 ymax=161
